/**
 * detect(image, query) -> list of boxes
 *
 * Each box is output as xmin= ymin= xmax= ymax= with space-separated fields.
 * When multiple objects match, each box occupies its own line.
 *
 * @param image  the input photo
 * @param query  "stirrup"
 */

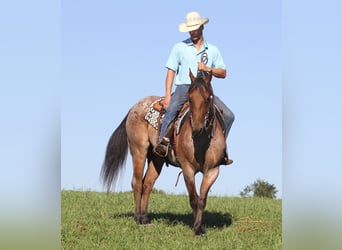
xmin=220 ymin=151 xmax=233 ymax=165
xmin=153 ymin=137 xmax=170 ymax=158
xmin=220 ymin=156 xmax=233 ymax=165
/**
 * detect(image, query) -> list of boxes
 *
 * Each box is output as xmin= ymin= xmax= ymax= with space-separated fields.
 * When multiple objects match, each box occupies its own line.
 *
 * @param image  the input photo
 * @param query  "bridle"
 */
xmin=188 ymin=82 xmax=215 ymax=136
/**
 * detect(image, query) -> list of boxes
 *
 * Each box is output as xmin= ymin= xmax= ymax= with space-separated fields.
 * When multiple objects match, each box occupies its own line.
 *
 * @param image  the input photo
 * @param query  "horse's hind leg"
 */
xmin=130 ymin=147 xmax=148 ymax=224
xmin=140 ymin=154 xmax=164 ymax=224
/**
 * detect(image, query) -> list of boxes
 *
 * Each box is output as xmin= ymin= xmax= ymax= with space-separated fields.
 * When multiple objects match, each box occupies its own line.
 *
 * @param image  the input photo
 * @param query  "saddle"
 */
xmin=144 ymin=98 xmax=166 ymax=130
xmin=145 ymin=98 xmax=226 ymax=165
xmin=144 ymin=97 xmax=191 ymax=136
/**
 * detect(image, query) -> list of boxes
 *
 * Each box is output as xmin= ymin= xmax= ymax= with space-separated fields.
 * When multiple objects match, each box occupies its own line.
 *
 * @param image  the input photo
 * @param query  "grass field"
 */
xmin=62 ymin=190 xmax=281 ymax=249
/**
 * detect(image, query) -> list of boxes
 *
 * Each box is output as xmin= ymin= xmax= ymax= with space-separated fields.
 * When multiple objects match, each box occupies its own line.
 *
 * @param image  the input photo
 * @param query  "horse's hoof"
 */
xmin=194 ymin=227 xmax=206 ymax=236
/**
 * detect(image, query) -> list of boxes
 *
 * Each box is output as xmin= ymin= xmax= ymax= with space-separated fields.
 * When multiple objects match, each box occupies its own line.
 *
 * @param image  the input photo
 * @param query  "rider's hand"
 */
xmin=198 ymin=61 xmax=209 ymax=72
xmin=162 ymin=98 xmax=170 ymax=110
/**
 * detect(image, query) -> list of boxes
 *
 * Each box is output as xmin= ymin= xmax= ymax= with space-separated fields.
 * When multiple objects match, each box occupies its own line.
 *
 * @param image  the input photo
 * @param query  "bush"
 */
xmin=240 ymin=178 xmax=278 ymax=199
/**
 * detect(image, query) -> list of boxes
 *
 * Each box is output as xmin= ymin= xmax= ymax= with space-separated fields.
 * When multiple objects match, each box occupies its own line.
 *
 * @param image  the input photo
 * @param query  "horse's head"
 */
xmin=188 ymin=70 xmax=214 ymax=134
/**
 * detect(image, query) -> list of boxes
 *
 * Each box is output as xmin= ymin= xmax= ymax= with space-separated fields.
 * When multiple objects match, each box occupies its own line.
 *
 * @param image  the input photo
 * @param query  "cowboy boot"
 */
xmin=153 ymin=125 xmax=174 ymax=157
xmin=220 ymin=149 xmax=233 ymax=165
xmin=153 ymin=137 xmax=170 ymax=158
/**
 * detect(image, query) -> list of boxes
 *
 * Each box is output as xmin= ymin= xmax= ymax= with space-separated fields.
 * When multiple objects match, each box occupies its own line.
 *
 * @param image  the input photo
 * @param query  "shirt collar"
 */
xmin=183 ymin=38 xmax=208 ymax=51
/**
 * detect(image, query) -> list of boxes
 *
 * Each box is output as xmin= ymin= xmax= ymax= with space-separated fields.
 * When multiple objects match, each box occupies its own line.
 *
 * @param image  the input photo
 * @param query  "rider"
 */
xmin=154 ymin=11 xmax=234 ymax=165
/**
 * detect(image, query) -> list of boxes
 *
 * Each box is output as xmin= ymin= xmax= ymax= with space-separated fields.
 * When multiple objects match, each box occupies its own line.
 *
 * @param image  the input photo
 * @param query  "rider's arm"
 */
xmin=164 ymin=68 xmax=175 ymax=109
xmin=198 ymin=62 xmax=226 ymax=79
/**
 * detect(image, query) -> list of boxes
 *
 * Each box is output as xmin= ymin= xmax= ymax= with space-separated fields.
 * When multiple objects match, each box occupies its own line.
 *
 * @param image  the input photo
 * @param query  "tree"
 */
xmin=240 ymin=178 xmax=278 ymax=199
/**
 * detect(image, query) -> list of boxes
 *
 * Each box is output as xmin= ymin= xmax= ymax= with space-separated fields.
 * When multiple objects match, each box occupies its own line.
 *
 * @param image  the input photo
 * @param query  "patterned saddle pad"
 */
xmin=144 ymin=98 xmax=166 ymax=130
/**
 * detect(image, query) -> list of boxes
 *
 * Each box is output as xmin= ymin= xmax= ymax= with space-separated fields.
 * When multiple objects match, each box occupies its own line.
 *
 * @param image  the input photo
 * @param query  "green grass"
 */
xmin=62 ymin=190 xmax=281 ymax=249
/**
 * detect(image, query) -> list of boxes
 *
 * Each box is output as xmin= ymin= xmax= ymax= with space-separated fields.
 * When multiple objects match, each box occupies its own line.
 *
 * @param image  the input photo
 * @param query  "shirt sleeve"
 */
xmin=165 ymin=43 xmax=181 ymax=72
xmin=211 ymin=46 xmax=226 ymax=70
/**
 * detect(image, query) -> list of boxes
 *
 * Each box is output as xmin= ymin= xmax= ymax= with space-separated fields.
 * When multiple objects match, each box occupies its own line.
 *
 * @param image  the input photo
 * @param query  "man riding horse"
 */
xmin=154 ymin=11 xmax=234 ymax=165
xmin=102 ymin=11 xmax=235 ymax=235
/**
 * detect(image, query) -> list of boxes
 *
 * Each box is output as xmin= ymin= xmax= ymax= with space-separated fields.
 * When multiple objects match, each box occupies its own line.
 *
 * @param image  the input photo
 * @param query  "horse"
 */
xmin=101 ymin=70 xmax=227 ymax=235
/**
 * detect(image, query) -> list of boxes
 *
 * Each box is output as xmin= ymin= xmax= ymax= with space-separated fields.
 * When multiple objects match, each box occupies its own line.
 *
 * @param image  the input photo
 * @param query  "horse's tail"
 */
xmin=101 ymin=113 xmax=129 ymax=192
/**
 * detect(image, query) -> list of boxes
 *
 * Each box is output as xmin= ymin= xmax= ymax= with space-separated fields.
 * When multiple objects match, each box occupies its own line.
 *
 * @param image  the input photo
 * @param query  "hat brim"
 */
xmin=178 ymin=18 xmax=209 ymax=32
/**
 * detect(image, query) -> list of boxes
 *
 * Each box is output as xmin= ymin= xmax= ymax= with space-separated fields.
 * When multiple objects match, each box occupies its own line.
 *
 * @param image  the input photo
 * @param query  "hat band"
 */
xmin=186 ymin=22 xmax=201 ymax=27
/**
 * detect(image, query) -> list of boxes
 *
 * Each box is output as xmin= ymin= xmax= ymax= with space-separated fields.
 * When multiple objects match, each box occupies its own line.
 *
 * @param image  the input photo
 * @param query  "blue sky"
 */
xmin=61 ymin=0 xmax=282 ymax=197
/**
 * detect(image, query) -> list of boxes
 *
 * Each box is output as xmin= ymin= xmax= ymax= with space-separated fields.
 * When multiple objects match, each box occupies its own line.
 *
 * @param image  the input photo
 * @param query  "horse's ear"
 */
xmin=204 ymin=72 xmax=212 ymax=85
xmin=189 ymin=69 xmax=195 ymax=83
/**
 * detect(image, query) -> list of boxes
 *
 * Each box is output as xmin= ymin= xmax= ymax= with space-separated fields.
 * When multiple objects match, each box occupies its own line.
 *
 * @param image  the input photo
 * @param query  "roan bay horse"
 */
xmin=101 ymin=71 xmax=227 ymax=235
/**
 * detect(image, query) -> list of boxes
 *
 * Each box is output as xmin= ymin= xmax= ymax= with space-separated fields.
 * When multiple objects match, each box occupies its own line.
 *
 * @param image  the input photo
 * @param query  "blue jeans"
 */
xmin=214 ymin=95 xmax=235 ymax=138
xmin=159 ymin=85 xmax=234 ymax=140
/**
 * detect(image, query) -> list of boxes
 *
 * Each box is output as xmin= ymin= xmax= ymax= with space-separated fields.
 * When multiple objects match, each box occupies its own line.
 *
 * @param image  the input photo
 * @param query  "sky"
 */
xmin=61 ymin=1 xmax=282 ymax=197
xmin=1 ymin=0 xmax=342 ymax=249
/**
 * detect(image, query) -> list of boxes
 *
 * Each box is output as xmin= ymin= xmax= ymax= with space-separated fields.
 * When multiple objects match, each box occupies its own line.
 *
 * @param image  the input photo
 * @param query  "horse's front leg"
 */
xmin=182 ymin=166 xmax=200 ymax=229
xmin=140 ymin=156 xmax=163 ymax=224
xmin=194 ymin=167 xmax=220 ymax=235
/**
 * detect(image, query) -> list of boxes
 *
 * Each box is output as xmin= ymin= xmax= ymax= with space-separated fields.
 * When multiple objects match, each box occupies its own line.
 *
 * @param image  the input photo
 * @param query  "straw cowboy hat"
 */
xmin=179 ymin=11 xmax=209 ymax=32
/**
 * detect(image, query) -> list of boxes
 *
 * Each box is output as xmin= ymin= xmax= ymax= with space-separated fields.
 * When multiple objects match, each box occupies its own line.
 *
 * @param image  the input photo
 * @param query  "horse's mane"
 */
xmin=188 ymin=76 xmax=214 ymax=98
